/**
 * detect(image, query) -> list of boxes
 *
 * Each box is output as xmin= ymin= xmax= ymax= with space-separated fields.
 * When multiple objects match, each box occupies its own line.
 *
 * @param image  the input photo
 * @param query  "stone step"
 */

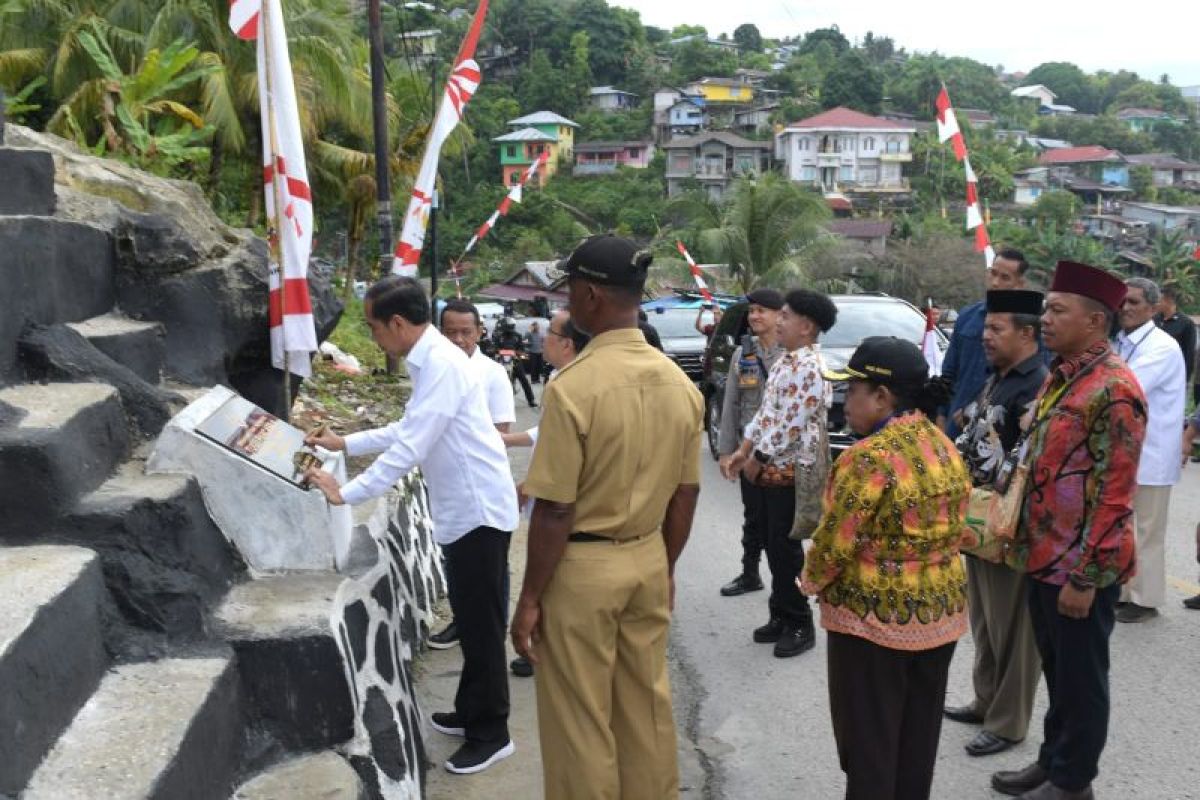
xmin=0 ymin=545 xmax=108 ymax=797
xmin=214 ymin=574 xmax=353 ymax=751
xmin=0 ymin=383 xmax=130 ymax=540
xmin=66 ymin=313 xmax=167 ymax=385
xmin=232 ymin=752 xmax=365 ymax=800
xmin=24 ymin=656 xmax=241 ymax=800
xmin=64 ymin=470 xmax=245 ymax=638
xmin=0 ymin=147 xmax=56 ymax=216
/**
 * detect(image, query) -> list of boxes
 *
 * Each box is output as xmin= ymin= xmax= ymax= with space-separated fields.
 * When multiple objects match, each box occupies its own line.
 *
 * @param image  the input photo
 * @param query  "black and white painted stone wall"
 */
xmin=332 ymin=473 xmax=444 ymax=799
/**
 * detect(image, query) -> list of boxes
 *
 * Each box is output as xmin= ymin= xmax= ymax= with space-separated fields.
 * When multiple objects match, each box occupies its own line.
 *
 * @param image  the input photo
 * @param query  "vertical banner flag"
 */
xmin=936 ymin=85 xmax=996 ymax=269
xmin=922 ymin=304 xmax=943 ymax=376
xmin=392 ymin=0 xmax=488 ymax=276
xmin=447 ymin=151 xmax=549 ymax=296
xmin=230 ymin=0 xmax=317 ymax=378
xmin=676 ymin=241 xmax=715 ymax=303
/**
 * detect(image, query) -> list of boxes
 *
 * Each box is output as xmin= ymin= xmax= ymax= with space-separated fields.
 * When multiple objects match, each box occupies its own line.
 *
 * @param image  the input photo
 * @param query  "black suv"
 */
xmin=699 ymin=293 xmax=948 ymax=459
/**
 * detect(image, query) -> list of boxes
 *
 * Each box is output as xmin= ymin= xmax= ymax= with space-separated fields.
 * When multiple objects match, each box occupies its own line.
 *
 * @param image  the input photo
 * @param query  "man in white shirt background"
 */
xmin=304 ymin=276 xmax=519 ymax=775
xmin=1115 ymin=277 xmax=1186 ymax=623
xmin=430 ymin=299 xmax=519 ymax=651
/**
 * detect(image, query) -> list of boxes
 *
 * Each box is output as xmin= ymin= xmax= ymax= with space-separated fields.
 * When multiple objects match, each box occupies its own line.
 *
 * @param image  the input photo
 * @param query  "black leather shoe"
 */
xmin=753 ymin=617 xmax=785 ymax=643
xmin=720 ymin=573 xmax=764 ymax=597
xmin=1184 ymin=593 xmax=1200 ymax=610
xmin=992 ymin=763 xmax=1048 ymax=796
xmin=943 ymin=703 xmax=984 ymax=724
xmin=773 ymin=624 xmax=816 ymax=658
xmin=428 ymin=621 xmax=459 ymax=650
xmin=510 ymin=656 xmax=533 ymax=678
xmin=1116 ymin=602 xmax=1159 ymax=623
xmin=966 ymin=729 xmax=1020 ymax=756
xmin=1018 ymin=782 xmax=1094 ymax=799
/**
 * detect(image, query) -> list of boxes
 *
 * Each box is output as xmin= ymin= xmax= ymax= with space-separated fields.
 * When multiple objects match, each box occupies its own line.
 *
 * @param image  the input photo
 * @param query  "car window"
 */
xmin=647 ymin=308 xmax=704 ymax=338
xmin=821 ymin=301 xmax=928 ymax=348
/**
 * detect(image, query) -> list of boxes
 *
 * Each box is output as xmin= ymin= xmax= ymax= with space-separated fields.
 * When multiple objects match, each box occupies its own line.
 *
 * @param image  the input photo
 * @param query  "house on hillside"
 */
xmin=959 ymin=108 xmax=998 ymax=127
xmin=775 ymin=107 xmax=916 ymax=197
xmin=685 ymin=77 xmax=755 ymax=106
xmin=1121 ymin=202 xmax=1200 ymax=234
xmin=478 ymin=261 xmax=568 ymax=307
xmin=1038 ymin=103 xmax=1078 ymax=116
xmin=493 ymin=111 xmax=579 ymax=187
xmin=1011 ymin=84 xmax=1058 ymax=107
xmin=1124 ymin=153 xmax=1200 ymax=187
xmin=1038 ymin=145 xmax=1130 ymax=187
xmin=994 ymin=129 xmax=1031 ymax=146
xmin=827 ymin=219 xmax=894 ymax=255
xmin=589 ymin=86 xmax=639 ymax=112
xmin=573 ymin=141 xmax=656 ymax=175
xmin=663 ymin=132 xmax=772 ymax=201
xmin=1026 ymin=137 xmax=1073 ymax=153
xmin=734 ymin=104 xmax=780 ymax=135
xmin=1013 ymin=167 xmax=1049 ymax=206
xmin=668 ymin=35 xmax=740 ymax=53
xmin=397 ymin=29 xmax=439 ymax=63
xmin=658 ymin=97 xmax=709 ymax=141
xmin=1116 ymin=108 xmax=1180 ymax=133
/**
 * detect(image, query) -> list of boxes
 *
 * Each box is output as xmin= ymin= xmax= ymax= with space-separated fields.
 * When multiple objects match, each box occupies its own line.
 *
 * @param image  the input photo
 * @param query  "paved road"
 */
xmin=674 ymin=446 xmax=1200 ymax=800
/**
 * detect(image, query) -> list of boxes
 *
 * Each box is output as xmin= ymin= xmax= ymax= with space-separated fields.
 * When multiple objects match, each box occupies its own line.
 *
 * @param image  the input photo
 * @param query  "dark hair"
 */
xmin=873 ymin=375 xmax=953 ymax=420
xmin=1009 ymin=312 xmax=1042 ymax=338
xmin=365 ymin=276 xmax=430 ymax=325
xmin=1162 ymin=286 xmax=1180 ymax=303
xmin=784 ymin=289 xmax=838 ymax=333
xmin=440 ymin=298 xmax=480 ymax=326
xmin=997 ymin=248 xmax=1030 ymax=276
xmin=561 ymin=316 xmax=591 ymax=352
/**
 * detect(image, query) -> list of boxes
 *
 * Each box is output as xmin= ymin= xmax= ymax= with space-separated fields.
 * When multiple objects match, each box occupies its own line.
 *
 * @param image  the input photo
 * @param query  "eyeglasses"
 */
xmin=547 ymin=328 xmax=570 ymax=340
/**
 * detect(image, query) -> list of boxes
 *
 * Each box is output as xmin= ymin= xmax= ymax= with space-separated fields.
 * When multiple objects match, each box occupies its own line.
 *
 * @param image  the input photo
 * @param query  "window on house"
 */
xmin=840 ymin=165 xmax=854 ymax=181
xmin=887 ymin=139 xmax=900 ymax=153
xmin=506 ymin=145 xmax=516 ymax=158
xmin=801 ymin=166 xmax=816 ymax=180
xmin=864 ymin=137 xmax=875 ymax=150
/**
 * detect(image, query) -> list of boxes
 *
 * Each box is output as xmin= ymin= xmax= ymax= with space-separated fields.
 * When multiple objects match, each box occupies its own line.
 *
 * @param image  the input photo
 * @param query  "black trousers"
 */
xmin=527 ymin=352 xmax=544 ymax=382
xmin=511 ymin=360 xmax=535 ymax=405
xmin=828 ymin=632 xmax=957 ymax=800
xmin=1028 ymin=579 xmax=1118 ymax=792
xmin=444 ymin=526 xmax=511 ymax=744
xmin=741 ymin=478 xmax=811 ymax=627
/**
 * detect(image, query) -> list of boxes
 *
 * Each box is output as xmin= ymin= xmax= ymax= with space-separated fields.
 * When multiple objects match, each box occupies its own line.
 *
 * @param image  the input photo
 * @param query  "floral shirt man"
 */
xmin=742 ymin=345 xmax=830 ymax=484
xmin=1017 ymin=341 xmax=1146 ymax=588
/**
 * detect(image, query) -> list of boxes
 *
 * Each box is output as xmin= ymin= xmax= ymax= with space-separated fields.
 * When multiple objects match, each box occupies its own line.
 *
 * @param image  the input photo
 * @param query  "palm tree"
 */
xmin=668 ymin=173 xmax=830 ymax=291
xmin=1146 ymin=229 xmax=1200 ymax=305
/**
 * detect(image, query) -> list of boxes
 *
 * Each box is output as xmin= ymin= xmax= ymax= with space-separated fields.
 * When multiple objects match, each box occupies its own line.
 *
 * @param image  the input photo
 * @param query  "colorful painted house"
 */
xmin=1038 ymin=145 xmax=1130 ymax=187
xmin=574 ymin=141 xmax=656 ymax=175
xmin=493 ymin=111 xmax=579 ymax=187
xmin=685 ymin=78 xmax=755 ymax=105
xmin=1116 ymin=107 xmax=1180 ymax=133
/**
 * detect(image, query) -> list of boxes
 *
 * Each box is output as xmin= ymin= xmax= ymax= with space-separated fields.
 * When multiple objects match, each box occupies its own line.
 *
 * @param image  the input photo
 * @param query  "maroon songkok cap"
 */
xmin=1049 ymin=260 xmax=1128 ymax=312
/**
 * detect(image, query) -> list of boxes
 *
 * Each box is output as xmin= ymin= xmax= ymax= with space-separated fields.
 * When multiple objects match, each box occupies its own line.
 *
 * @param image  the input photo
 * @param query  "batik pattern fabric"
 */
xmin=800 ymin=413 xmax=972 ymax=651
xmin=742 ymin=344 xmax=830 ymax=485
xmin=1015 ymin=342 xmax=1146 ymax=588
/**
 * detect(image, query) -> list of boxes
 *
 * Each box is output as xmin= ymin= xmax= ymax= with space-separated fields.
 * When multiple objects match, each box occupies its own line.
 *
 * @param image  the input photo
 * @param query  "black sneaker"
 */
xmin=428 ymin=621 xmax=459 ymax=650
xmin=445 ymin=738 xmax=515 ymax=775
xmin=431 ymin=711 xmax=465 ymax=737
xmin=1184 ymin=593 xmax=1200 ymax=610
xmin=510 ymin=656 xmax=534 ymax=678
xmin=774 ymin=624 xmax=816 ymax=658
xmin=753 ymin=617 xmax=785 ymax=643
xmin=720 ymin=573 xmax=764 ymax=597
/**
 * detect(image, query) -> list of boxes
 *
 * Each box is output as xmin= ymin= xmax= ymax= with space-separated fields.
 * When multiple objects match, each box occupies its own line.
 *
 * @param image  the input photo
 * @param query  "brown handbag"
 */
xmin=790 ymin=424 xmax=831 ymax=540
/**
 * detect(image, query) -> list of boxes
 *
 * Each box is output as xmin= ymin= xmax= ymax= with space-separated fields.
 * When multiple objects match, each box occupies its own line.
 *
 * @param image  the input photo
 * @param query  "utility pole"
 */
xmin=367 ymin=0 xmax=392 ymax=278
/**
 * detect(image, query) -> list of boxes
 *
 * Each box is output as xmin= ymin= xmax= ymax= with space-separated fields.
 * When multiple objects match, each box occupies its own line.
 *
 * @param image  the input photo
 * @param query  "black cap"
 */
xmin=558 ymin=234 xmax=652 ymax=288
xmin=823 ymin=336 xmax=929 ymax=385
xmin=986 ymin=290 xmax=1044 ymax=316
xmin=744 ymin=288 xmax=784 ymax=310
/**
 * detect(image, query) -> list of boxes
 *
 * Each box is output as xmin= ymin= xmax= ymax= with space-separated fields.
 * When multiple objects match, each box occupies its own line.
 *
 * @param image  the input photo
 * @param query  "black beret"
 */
xmin=744 ymin=288 xmax=784 ymax=310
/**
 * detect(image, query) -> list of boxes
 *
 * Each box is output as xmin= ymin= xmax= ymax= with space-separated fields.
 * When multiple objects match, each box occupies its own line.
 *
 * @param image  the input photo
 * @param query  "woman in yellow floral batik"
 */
xmin=801 ymin=336 xmax=972 ymax=800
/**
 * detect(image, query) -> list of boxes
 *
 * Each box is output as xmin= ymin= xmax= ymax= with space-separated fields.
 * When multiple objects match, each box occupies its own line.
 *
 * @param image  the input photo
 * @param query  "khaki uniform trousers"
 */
xmin=1124 ymin=485 xmax=1172 ymax=608
xmin=535 ymin=532 xmax=678 ymax=800
xmin=967 ymin=557 xmax=1041 ymax=741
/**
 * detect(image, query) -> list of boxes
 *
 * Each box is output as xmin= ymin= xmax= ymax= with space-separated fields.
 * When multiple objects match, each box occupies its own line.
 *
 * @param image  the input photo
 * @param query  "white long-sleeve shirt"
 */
xmin=340 ymin=327 xmax=519 ymax=544
xmin=469 ymin=346 xmax=516 ymax=427
xmin=1117 ymin=319 xmax=1186 ymax=486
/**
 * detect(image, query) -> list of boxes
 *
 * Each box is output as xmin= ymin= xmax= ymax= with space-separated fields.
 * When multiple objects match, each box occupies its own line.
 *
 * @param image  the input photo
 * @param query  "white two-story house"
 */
xmin=775 ymin=107 xmax=916 ymax=196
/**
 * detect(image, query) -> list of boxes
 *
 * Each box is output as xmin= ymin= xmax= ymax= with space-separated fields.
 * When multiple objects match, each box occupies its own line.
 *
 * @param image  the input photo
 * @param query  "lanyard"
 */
xmin=1020 ymin=352 xmax=1105 ymax=460
xmin=1118 ymin=325 xmax=1154 ymax=363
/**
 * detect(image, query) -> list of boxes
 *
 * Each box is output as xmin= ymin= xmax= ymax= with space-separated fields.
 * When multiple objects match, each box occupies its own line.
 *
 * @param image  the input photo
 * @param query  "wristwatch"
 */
xmin=752 ymin=450 xmax=769 ymax=465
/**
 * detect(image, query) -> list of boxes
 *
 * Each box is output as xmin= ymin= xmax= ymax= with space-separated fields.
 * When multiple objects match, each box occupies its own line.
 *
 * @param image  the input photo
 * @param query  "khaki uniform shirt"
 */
xmin=524 ymin=328 xmax=704 ymax=540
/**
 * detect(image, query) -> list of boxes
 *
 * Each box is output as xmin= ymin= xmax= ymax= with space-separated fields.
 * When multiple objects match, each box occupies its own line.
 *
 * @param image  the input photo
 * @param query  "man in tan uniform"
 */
xmin=511 ymin=234 xmax=704 ymax=800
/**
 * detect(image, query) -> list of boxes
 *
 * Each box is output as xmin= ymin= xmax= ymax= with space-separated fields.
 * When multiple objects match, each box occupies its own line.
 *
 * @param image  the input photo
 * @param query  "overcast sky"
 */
xmin=614 ymin=0 xmax=1200 ymax=87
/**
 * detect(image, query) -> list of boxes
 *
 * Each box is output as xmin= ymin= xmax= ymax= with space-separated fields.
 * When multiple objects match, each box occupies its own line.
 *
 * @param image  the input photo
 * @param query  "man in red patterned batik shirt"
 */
xmin=991 ymin=261 xmax=1147 ymax=800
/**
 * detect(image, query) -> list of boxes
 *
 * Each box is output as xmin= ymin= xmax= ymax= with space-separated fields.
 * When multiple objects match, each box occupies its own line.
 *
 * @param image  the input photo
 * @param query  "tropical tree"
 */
xmin=667 ymin=174 xmax=831 ymax=291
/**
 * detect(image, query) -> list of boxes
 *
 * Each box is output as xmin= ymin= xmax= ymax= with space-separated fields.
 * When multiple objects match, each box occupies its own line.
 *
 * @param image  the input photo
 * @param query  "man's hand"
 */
xmin=669 ymin=574 xmax=676 ymax=612
xmin=510 ymin=598 xmax=542 ymax=664
xmin=721 ymin=452 xmax=747 ymax=481
xmin=1183 ymin=429 xmax=1196 ymax=466
xmin=516 ymin=481 xmax=528 ymax=509
xmin=304 ymin=467 xmax=345 ymax=505
xmin=1058 ymin=582 xmax=1096 ymax=619
xmin=741 ymin=457 xmax=762 ymax=484
xmin=305 ymin=428 xmax=347 ymax=452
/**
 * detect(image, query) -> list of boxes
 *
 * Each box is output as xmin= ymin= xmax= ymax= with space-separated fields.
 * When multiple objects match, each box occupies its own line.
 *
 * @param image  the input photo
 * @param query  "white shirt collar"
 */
xmin=405 ymin=325 xmax=436 ymax=370
xmin=1118 ymin=319 xmax=1156 ymax=344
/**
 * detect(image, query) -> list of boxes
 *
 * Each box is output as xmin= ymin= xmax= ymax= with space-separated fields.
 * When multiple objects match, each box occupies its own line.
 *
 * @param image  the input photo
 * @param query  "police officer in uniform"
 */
xmin=511 ymin=235 xmax=704 ymax=800
xmin=716 ymin=288 xmax=786 ymax=597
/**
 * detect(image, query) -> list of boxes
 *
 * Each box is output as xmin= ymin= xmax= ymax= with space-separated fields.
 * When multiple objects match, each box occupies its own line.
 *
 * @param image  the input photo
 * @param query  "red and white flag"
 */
xmin=233 ymin=0 xmax=317 ymax=377
xmin=922 ymin=305 xmax=943 ymax=376
xmin=937 ymin=84 xmax=995 ymax=269
xmin=392 ymin=0 xmax=488 ymax=276
xmin=676 ymin=241 xmax=715 ymax=303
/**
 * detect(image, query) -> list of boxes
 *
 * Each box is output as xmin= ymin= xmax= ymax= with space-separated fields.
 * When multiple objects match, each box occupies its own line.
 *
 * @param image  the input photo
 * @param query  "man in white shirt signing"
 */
xmin=1115 ymin=277 xmax=1186 ymax=623
xmin=305 ymin=276 xmax=519 ymax=775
